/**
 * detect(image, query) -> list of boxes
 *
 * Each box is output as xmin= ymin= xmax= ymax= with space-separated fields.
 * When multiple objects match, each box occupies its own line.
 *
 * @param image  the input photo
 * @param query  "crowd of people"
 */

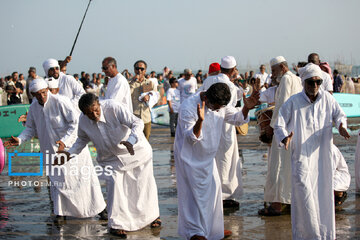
xmin=1 ymin=53 xmax=360 ymax=240
xmin=2 ymin=55 xmax=360 ymax=108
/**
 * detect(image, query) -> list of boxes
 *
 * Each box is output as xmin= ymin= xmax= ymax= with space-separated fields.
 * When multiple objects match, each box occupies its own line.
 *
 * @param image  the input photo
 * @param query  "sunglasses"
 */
xmin=305 ymin=79 xmax=323 ymax=86
xmin=102 ymin=65 xmax=109 ymax=71
xmin=135 ymin=67 xmax=145 ymax=71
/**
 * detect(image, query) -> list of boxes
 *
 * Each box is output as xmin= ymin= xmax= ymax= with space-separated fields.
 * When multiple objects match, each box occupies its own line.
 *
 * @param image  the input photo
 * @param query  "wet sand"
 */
xmin=0 ymin=124 xmax=359 ymax=239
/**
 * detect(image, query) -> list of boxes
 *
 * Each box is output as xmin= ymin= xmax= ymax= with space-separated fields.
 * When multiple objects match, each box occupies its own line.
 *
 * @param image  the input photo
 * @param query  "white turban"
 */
xmin=46 ymin=77 xmax=59 ymax=89
xmin=42 ymin=58 xmax=60 ymax=77
xmin=270 ymin=56 xmax=286 ymax=67
xmin=29 ymin=78 xmax=48 ymax=93
xmin=221 ymin=56 xmax=237 ymax=69
xmin=298 ymin=63 xmax=323 ymax=82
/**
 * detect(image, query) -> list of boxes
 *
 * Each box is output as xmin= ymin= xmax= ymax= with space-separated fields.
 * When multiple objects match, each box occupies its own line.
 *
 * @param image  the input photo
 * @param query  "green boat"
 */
xmin=0 ymin=104 xmax=30 ymax=138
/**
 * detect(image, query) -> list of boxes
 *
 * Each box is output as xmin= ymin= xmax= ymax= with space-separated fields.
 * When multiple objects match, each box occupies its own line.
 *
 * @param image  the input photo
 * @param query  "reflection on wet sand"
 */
xmin=0 ymin=125 xmax=359 ymax=239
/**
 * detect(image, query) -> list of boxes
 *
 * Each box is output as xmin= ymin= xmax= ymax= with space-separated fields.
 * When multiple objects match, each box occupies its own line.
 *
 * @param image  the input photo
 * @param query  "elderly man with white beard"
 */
xmin=4 ymin=79 xmax=106 ymax=222
xmin=43 ymin=58 xmax=85 ymax=112
xmin=259 ymin=56 xmax=303 ymax=216
xmin=274 ymin=63 xmax=350 ymax=239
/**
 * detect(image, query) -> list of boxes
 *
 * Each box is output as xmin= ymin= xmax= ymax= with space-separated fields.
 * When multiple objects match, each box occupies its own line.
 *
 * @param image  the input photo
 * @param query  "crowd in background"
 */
xmin=1 ymin=61 xmax=360 ymax=107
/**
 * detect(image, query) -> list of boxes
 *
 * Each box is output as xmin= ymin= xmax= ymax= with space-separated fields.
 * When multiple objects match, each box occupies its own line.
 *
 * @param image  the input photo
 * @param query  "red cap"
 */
xmin=208 ymin=62 xmax=220 ymax=74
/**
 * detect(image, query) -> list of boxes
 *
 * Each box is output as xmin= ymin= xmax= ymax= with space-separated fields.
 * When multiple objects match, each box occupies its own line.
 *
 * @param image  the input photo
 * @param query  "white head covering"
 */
xmin=270 ymin=56 xmax=286 ymax=67
xmin=46 ymin=77 xmax=59 ymax=89
xmin=298 ymin=63 xmax=323 ymax=81
xmin=42 ymin=58 xmax=60 ymax=77
xmin=29 ymin=78 xmax=48 ymax=93
xmin=221 ymin=56 xmax=237 ymax=69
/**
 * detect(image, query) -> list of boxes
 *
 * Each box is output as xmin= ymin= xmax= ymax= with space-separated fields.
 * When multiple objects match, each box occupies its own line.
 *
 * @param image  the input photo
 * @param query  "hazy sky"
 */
xmin=1 ymin=0 xmax=359 ymax=76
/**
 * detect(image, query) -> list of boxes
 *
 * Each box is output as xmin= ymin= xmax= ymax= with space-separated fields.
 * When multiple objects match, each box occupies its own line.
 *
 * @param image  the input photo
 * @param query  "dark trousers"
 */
xmin=169 ymin=112 xmax=178 ymax=136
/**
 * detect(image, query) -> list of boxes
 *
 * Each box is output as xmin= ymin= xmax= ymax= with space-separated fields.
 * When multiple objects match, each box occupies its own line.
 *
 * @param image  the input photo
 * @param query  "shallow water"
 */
xmin=0 ymin=125 xmax=359 ymax=239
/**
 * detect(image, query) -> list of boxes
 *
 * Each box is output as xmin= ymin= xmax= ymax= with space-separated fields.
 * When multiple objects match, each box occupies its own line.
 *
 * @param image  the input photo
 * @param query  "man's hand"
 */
xmin=56 ymin=140 xmax=66 ymax=152
xmin=4 ymin=136 xmax=20 ymax=148
xmin=142 ymin=94 xmax=150 ymax=102
xmin=65 ymin=56 xmax=72 ymax=64
xmin=54 ymin=150 xmax=71 ymax=166
xmin=243 ymin=90 xmax=260 ymax=110
xmin=282 ymin=132 xmax=294 ymax=150
xmin=120 ymin=141 xmax=134 ymax=155
xmin=133 ymin=74 xmax=140 ymax=81
xmin=254 ymin=77 xmax=261 ymax=92
xmin=169 ymin=107 xmax=174 ymax=114
xmin=18 ymin=112 xmax=28 ymax=123
xmin=339 ymin=123 xmax=350 ymax=140
xmin=193 ymin=101 xmax=205 ymax=138
xmin=197 ymin=101 xmax=205 ymax=121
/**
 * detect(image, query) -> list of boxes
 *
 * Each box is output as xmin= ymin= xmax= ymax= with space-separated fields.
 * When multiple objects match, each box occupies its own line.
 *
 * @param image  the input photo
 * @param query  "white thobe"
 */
xmin=68 ymin=99 xmax=159 ymax=231
xmin=17 ymin=92 xmax=105 ymax=217
xmin=198 ymin=73 xmax=243 ymax=200
xmin=259 ymin=86 xmax=277 ymax=105
xmin=320 ymin=71 xmax=333 ymax=92
xmin=178 ymin=77 xmax=198 ymax=103
xmin=355 ymin=130 xmax=360 ymax=191
xmin=149 ymin=77 xmax=159 ymax=91
xmin=265 ymin=142 xmax=350 ymax=205
xmin=57 ymin=72 xmax=85 ymax=112
xmin=274 ymin=90 xmax=347 ymax=240
xmin=265 ymin=71 xmax=302 ymax=204
xmin=332 ymin=145 xmax=350 ymax=192
xmin=105 ymin=73 xmax=133 ymax=112
xmin=254 ymin=72 xmax=269 ymax=87
xmin=174 ymin=92 xmax=249 ymax=240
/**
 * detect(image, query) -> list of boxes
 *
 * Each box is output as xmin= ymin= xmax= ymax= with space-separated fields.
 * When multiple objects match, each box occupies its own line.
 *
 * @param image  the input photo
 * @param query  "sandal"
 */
xmin=223 ymin=199 xmax=240 ymax=209
xmin=258 ymin=205 xmax=281 ymax=216
xmin=98 ymin=209 xmax=108 ymax=220
xmin=150 ymin=217 xmax=162 ymax=228
xmin=223 ymin=229 xmax=232 ymax=239
xmin=335 ymin=191 xmax=348 ymax=207
xmin=109 ymin=228 xmax=127 ymax=238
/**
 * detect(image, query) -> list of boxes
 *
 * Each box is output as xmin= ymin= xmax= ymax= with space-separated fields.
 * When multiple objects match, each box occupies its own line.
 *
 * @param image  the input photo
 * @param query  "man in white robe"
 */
xmin=274 ymin=63 xmax=350 ymax=239
xmin=254 ymin=64 xmax=270 ymax=90
xmin=175 ymin=83 xmax=259 ymax=240
xmin=198 ymin=56 xmax=244 ymax=208
xmin=178 ymin=68 xmax=198 ymax=104
xmin=259 ymin=56 xmax=303 ymax=216
xmin=102 ymin=57 xmax=133 ymax=112
xmin=64 ymin=93 xmax=159 ymax=238
xmin=43 ymin=58 xmax=85 ymax=112
xmin=4 ymin=79 xmax=106 ymax=220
